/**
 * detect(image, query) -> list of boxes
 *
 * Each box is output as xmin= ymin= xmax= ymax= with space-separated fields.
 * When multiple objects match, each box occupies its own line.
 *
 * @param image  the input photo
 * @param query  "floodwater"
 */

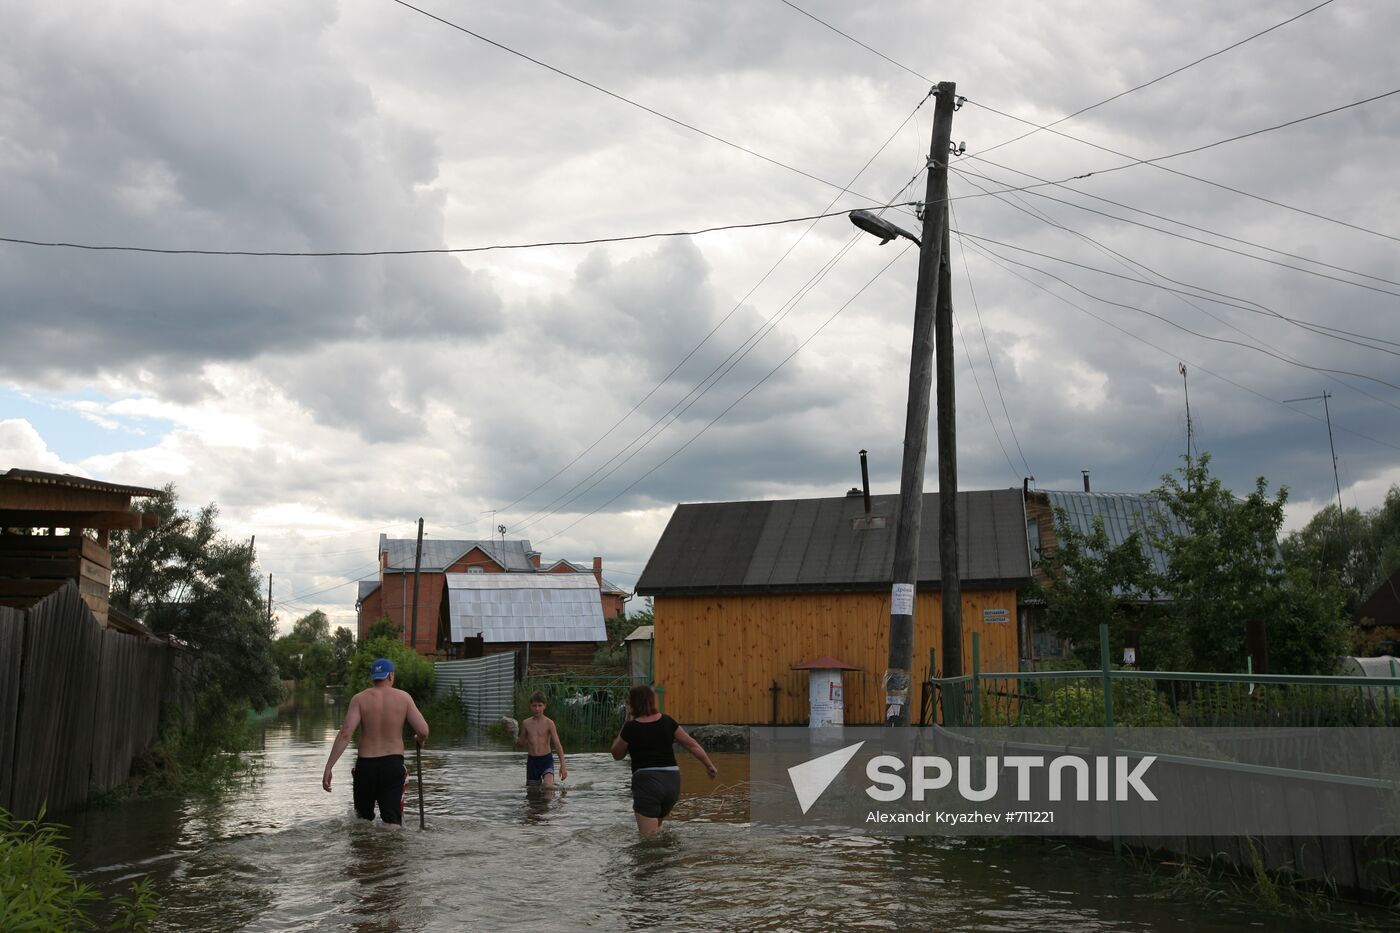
xmin=61 ymin=702 xmax=1358 ymax=932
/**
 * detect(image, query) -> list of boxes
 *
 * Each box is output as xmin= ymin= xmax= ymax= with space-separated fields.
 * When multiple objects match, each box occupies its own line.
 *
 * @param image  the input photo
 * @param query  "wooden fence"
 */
xmin=0 ymin=581 xmax=185 ymax=819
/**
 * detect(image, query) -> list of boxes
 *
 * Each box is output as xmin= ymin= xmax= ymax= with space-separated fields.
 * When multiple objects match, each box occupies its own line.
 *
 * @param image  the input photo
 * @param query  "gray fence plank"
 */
xmin=5 ymin=582 xmax=180 ymax=817
xmin=0 ymin=606 xmax=24 ymax=814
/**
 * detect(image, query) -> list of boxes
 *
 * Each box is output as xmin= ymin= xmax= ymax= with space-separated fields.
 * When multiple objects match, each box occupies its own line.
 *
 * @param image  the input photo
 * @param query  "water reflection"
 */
xmin=522 ymin=784 xmax=561 ymax=824
xmin=343 ymin=827 xmax=410 ymax=933
xmin=60 ymin=700 xmax=1379 ymax=932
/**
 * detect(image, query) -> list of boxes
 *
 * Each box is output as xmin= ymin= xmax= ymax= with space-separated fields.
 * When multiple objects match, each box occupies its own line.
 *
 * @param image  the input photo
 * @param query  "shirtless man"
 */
xmin=322 ymin=658 xmax=430 ymax=827
xmin=511 ymin=691 xmax=568 ymax=786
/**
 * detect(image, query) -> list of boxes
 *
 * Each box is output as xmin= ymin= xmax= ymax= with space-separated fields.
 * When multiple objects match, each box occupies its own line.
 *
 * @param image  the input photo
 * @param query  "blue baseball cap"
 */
xmin=370 ymin=658 xmax=395 ymax=681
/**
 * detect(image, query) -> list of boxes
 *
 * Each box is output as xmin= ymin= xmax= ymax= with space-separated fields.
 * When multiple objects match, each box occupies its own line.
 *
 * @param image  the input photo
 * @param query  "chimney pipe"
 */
xmin=859 ymin=449 xmax=871 ymax=515
xmin=1023 ymin=477 xmax=1029 ymax=495
xmin=1082 ymin=470 xmax=1091 ymax=493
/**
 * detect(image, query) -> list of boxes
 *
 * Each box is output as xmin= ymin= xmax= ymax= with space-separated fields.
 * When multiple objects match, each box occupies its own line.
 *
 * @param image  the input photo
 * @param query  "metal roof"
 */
xmin=1 ymin=468 xmax=163 ymax=498
xmin=1042 ymin=490 xmax=1188 ymax=582
xmin=444 ymin=573 xmax=607 ymax=644
xmin=635 ymin=489 xmax=1030 ymax=596
xmin=545 ymin=559 xmax=628 ymax=595
xmin=356 ymin=579 xmax=381 ymax=603
xmin=379 ymin=534 xmax=537 ymax=572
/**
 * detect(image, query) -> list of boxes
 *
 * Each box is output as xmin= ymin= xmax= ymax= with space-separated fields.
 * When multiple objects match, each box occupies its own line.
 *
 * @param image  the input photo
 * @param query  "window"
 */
xmin=467 ymin=566 xmax=485 ymax=574
xmin=1027 ymin=519 xmax=1041 ymax=563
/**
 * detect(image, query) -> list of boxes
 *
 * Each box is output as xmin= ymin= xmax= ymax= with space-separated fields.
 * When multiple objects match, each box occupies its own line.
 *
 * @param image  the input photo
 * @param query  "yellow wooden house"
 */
xmin=636 ymin=488 xmax=1032 ymax=725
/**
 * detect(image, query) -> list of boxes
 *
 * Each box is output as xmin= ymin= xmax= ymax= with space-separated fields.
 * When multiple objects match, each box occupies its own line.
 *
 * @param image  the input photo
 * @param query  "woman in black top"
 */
xmin=611 ymin=684 xmax=718 ymax=837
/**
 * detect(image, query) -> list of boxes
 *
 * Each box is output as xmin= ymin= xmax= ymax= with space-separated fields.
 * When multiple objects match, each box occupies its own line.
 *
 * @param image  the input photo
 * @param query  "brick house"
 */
xmin=355 ymin=535 xmax=625 ymax=657
xmin=544 ymin=558 xmax=630 ymax=619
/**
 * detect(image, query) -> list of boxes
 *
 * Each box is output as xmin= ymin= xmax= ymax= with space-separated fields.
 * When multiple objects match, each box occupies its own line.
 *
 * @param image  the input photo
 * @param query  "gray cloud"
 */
xmin=4 ymin=0 xmax=1399 ymax=620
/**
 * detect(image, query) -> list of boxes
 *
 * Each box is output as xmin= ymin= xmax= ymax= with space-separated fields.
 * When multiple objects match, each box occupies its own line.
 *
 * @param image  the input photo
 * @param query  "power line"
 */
xmin=276 ymin=563 xmax=383 ymax=604
xmin=0 ymin=205 xmax=916 ymax=258
xmin=511 ymin=233 xmax=864 ymax=536
xmin=509 ymin=158 xmax=933 ymax=536
xmin=977 ymin=0 xmax=1337 ymax=157
xmin=388 ymin=0 xmax=871 ymax=199
xmin=952 ymin=305 xmax=1022 ymax=484
xmin=480 ymin=93 xmax=934 ymax=523
xmin=949 ymin=199 xmax=1033 ymax=478
xmin=535 ymin=245 xmax=914 ymax=544
xmin=957 ymin=234 xmax=1400 ymax=456
xmin=778 ymin=0 xmax=932 ymax=84
xmin=961 ymin=233 xmax=1400 ymax=393
xmin=953 ymin=158 xmax=1400 ymax=297
xmin=1026 ymin=87 xmax=1400 ymax=183
xmin=953 ymin=229 xmax=1400 ymax=358
xmin=962 ymin=96 xmax=1400 ymax=245
xmin=950 ymin=169 xmax=1400 ymax=416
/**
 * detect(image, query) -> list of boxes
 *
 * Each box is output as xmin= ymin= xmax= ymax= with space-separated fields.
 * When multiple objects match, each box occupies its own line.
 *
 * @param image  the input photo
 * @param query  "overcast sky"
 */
xmin=4 ymin=0 xmax=1398 ymax=634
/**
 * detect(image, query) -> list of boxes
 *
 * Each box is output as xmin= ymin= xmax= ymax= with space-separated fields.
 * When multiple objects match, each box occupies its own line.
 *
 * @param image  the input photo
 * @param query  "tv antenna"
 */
xmin=1282 ymin=392 xmax=1344 ymax=519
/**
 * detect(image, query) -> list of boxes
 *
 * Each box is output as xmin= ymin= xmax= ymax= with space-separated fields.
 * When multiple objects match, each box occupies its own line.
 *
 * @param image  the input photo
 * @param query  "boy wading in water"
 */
xmin=322 ymin=658 xmax=430 ymax=828
xmin=512 ymin=691 xmax=568 ymax=786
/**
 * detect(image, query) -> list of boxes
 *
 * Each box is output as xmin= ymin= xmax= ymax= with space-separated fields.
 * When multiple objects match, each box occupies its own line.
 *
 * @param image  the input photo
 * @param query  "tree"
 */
xmin=110 ymin=485 xmax=280 ymax=712
xmin=272 ymin=634 xmax=303 ymax=681
xmin=1032 ymin=510 xmax=1159 ymax=668
xmin=291 ymin=609 xmax=330 ymax=644
xmin=298 ymin=639 xmax=335 ymax=689
xmin=1283 ymin=485 xmax=1400 ymax=617
xmin=331 ymin=626 xmax=355 ymax=684
xmin=346 ymin=638 xmax=434 ymax=701
xmin=594 ymin=603 xmax=653 ymax=667
xmin=1154 ymin=455 xmax=1348 ymax=674
xmin=365 ymin=616 xmax=401 ymax=642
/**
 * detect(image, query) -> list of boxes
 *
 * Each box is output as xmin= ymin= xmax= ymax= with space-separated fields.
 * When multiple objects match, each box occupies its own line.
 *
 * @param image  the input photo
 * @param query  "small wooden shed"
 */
xmin=636 ymin=488 xmax=1032 ymax=724
xmin=0 ymin=469 xmax=161 ymax=627
xmin=625 ymin=624 xmax=654 ymax=684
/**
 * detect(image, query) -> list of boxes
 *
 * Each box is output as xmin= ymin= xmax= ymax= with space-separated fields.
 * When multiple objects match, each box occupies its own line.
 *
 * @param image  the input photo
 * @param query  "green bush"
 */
xmin=0 ymin=807 xmax=157 ymax=931
xmin=420 ymin=687 xmax=468 ymax=733
xmin=1011 ymin=677 xmax=1178 ymax=727
xmin=345 ymin=637 xmax=434 ymax=701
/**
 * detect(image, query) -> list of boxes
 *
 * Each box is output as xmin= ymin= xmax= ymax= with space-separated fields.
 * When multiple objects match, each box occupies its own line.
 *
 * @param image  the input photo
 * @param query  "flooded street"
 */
xmin=60 ymin=703 xmax=1338 ymax=931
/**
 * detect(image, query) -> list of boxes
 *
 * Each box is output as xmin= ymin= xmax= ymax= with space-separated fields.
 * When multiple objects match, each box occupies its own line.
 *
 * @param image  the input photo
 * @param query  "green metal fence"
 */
xmin=517 ymin=675 xmax=665 ymax=746
xmin=927 ymin=625 xmax=1400 ymax=729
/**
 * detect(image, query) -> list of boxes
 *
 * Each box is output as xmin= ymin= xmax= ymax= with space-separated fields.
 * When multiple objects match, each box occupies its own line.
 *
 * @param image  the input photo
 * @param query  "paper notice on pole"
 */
xmin=891 ymin=583 xmax=915 ymax=615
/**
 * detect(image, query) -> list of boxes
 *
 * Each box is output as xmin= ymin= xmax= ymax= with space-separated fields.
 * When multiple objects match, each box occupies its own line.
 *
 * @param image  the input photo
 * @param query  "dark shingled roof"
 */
xmin=636 ymin=489 xmax=1030 ymax=596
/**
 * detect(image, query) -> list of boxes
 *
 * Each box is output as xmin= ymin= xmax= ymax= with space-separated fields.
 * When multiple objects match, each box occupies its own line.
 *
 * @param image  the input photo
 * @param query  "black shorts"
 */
xmin=631 ymin=769 xmax=681 ymax=819
xmin=352 ymin=754 xmax=407 ymax=824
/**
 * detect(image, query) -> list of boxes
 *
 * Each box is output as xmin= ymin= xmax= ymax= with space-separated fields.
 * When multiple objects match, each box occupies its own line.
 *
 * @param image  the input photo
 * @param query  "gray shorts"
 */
xmin=631 ymin=769 xmax=681 ymax=819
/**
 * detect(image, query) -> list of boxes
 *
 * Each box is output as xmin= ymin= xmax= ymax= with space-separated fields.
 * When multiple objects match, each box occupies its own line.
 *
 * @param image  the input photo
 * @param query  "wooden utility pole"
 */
xmin=266 ymin=574 xmax=273 ymax=629
xmin=886 ymin=80 xmax=958 ymax=726
xmin=934 ymin=209 xmax=962 ymax=723
xmin=409 ymin=517 xmax=424 ymax=653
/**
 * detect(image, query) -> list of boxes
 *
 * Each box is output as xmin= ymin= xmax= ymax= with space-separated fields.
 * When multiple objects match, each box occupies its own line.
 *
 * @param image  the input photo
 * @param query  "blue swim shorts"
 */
xmin=526 ymin=753 xmax=555 ymax=784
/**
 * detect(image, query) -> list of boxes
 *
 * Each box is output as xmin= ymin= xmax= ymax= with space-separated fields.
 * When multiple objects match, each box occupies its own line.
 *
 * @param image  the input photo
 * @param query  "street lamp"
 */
xmin=848 ymin=210 xmax=921 ymax=248
xmin=848 ymin=80 xmax=962 ymax=727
